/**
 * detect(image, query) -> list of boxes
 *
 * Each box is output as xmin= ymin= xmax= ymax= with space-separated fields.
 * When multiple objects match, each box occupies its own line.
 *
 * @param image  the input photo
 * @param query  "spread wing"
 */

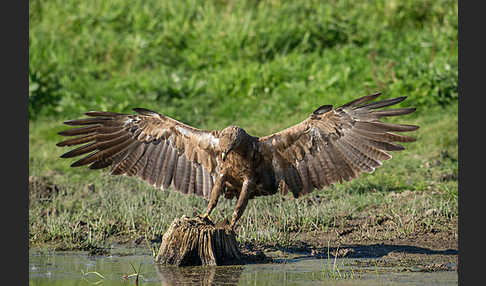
xmin=258 ymin=93 xmax=419 ymax=198
xmin=57 ymin=108 xmax=222 ymax=199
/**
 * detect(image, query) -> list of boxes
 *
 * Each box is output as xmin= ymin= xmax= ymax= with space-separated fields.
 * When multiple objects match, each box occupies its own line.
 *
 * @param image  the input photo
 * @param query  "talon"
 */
xmin=197 ymin=213 xmax=213 ymax=224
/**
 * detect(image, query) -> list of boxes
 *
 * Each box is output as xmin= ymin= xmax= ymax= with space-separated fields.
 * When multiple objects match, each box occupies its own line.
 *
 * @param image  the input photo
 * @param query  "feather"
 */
xmin=173 ymin=154 xmax=185 ymax=191
xmin=339 ymin=93 xmax=382 ymax=108
xmin=313 ymin=105 xmax=333 ymax=115
xmin=296 ymin=161 xmax=312 ymax=195
xmin=162 ymin=146 xmax=178 ymax=190
xmin=85 ymin=111 xmax=124 ymax=117
xmin=355 ymin=121 xmax=419 ymax=133
xmin=61 ymin=133 xmax=132 ymax=159
xmin=325 ymin=141 xmax=352 ymax=183
xmin=195 ymin=164 xmax=204 ymax=196
xmin=344 ymin=132 xmax=392 ymax=161
xmin=111 ymin=142 xmax=144 ymax=175
xmin=180 ymin=155 xmax=192 ymax=194
xmin=283 ymin=166 xmax=303 ymax=198
xmin=89 ymin=159 xmax=113 ymax=170
xmin=58 ymin=125 xmax=100 ymax=136
xmin=305 ymin=156 xmax=322 ymax=189
xmin=63 ymin=117 xmax=111 ymax=126
xmin=127 ymin=143 xmax=150 ymax=176
xmin=187 ymin=163 xmax=197 ymax=195
xmin=337 ymin=137 xmax=377 ymax=173
xmin=60 ymin=142 xmax=97 ymax=158
xmin=141 ymin=142 xmax=157 ymax=181
xmin=202 ymin=169 xmax=212 ymax=199
xmin=152 ymin=141 xmax=169 ymax=188
xmin=133 ymin=108 xmax=159 ymax=116
xmin=357 ymin=96 xmax=407 ymax=110
xmin=71 ymin=138 xmax=136 ymax=167
xmin=369 ymin=107 xmax=416 ymax=118
xmin=56 ymin=133 xmax=98 ymax=147
xmin=352 ymin=128 xmax=416 ymax=143
xmin=317 ymin=148 xmax=336 ymax=186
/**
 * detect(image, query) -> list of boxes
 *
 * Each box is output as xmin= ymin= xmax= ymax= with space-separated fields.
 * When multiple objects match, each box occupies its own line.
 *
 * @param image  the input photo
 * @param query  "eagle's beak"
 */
xmin=222 ymin=147 xmax=233 ymax=161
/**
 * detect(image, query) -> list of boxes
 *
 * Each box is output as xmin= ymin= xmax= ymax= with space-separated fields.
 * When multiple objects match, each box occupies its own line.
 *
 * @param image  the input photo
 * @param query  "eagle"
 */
xmin=57 ymin=93 xmax=418 ymax=230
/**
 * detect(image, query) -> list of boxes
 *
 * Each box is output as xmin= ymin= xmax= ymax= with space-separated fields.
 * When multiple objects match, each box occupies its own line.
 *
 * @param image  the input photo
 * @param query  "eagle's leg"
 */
xmin=199 ymin=174 xmax=226 ymax=223
xmin=229 ymin=179 xmax=253 ymax=230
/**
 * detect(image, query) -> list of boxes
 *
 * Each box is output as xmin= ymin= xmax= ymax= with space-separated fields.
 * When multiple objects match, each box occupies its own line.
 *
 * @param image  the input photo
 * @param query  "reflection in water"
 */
xmin=29 ymin=250 xmax=458 ymax=286
xmin=155 ymin=264 xmax=244 ymax=286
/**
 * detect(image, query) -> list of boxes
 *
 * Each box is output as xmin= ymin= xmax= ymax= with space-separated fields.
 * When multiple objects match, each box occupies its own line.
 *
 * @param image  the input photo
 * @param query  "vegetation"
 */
xmin=29 ymin=0 xmax=457 ymax=251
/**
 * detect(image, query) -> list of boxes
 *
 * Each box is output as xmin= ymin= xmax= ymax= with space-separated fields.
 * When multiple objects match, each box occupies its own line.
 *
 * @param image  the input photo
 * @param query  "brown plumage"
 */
xmin=57 ymin=93 xmax=419 ymax=229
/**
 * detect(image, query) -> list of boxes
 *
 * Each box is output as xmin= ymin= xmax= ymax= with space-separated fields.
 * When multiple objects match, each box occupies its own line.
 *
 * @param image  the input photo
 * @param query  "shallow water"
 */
xmin=29 ymin=248 xmax=457 ymax=286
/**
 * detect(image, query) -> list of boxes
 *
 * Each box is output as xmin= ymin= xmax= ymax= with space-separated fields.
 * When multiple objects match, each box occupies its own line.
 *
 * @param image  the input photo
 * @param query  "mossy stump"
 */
xmin=155 ymin=215 xmax=243 ymax=266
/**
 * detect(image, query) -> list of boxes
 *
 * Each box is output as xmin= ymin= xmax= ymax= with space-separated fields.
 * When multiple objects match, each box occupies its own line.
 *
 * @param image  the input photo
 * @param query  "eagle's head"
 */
xmin=220 ymin=125 xmax=249 ymax=161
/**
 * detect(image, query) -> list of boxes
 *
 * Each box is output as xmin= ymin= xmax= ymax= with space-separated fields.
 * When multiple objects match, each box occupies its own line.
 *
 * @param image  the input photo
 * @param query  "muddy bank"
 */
xmin=238 ymin=239 xmax=457 ymax=272
xmin=237 ymin=219 xmax=457 ymax=272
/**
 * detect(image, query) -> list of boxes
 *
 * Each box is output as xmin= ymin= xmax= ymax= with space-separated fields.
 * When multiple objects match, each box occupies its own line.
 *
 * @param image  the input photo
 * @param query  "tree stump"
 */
xmin=155 ymin=215 xmax=243 ymax=266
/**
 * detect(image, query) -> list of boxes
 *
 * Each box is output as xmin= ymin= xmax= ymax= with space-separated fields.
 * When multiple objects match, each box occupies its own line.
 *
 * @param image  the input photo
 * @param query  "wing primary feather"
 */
xmin=61 ymin=133 xmax=131 ymax=158
xmin=352 ymin=128 xmax=416 ymax=143
xmin=88 ymin=159 xmax=113 ymax=170
xmin=59 ymin=125 xmax=124 ymax=137
xmin=93 ymin=128 xmax=129 ymax=142
xmin=339 ymin=93 xmax=382 ymax=108
xmin=357 ymin=96 xmax=407 ymax=110
xmin=58 ymin=125 xmax=100 ymax=136
xmin=370 ymin=107 xmax=416 ymax=118
xmin=355 ymin=121 xmax=419 ymax=133
xmin=361 ymin=137 xmax=405 ymax=151
xmin=63 ymin=117 xmax=111 ymax=126
xmin=85 ymin=111 xmax=125 ymax=117
xmin=56 ymin=133 xmax=97 ymax=147
xmin=71 ymin=138 xmax=135 ymax=167
xmin=60 ymin=142 xmax=97 ymax=158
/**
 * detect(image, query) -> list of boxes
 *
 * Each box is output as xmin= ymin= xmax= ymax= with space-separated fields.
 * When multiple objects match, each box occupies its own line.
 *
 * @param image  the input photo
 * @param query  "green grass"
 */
xmin=29 ymin=0 xmax=457 ymax=251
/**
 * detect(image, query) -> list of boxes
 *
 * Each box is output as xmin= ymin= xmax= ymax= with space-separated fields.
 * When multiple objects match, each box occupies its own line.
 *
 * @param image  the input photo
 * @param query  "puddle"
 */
xmin=29 ymin=248 xmax=457 ymax=286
